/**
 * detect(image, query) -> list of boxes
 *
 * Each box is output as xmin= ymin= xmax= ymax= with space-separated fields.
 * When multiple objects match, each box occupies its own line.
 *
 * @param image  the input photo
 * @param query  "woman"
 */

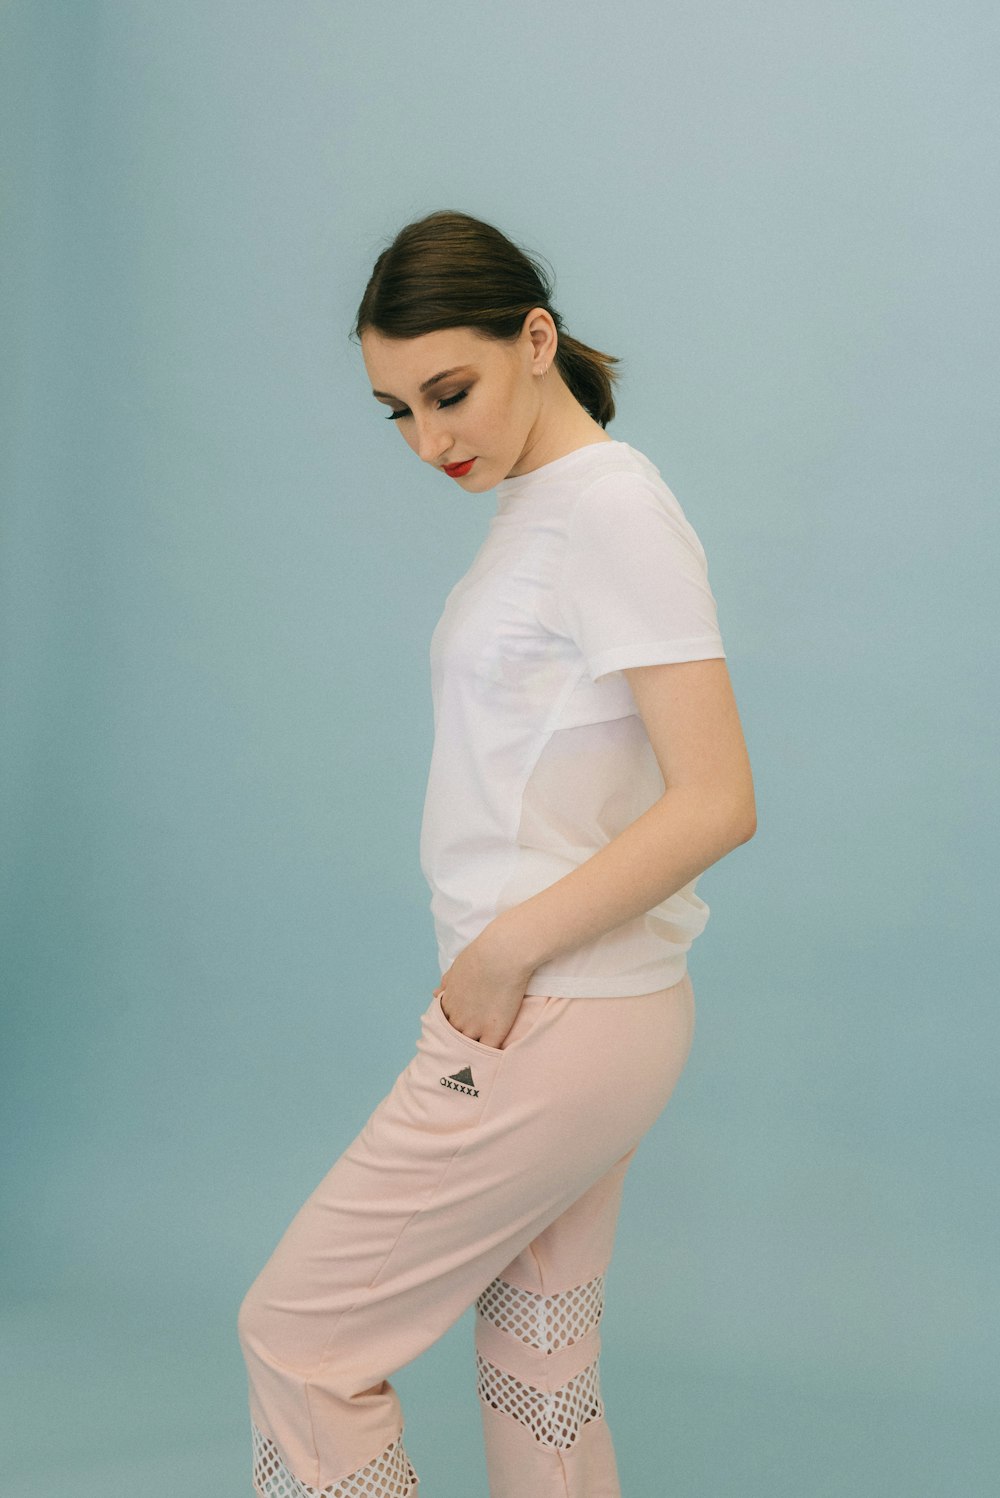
xmin=238 ymin=208 xmax=756 ymax=1497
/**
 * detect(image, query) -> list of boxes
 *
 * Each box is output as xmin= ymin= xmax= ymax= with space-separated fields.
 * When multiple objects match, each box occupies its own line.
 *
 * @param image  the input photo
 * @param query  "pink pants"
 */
xmin=237 ymin=972 xmax=696 ymax=1497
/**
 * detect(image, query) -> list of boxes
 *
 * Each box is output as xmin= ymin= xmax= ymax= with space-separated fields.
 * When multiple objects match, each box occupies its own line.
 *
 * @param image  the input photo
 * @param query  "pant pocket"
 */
xmin=432 ymin=990 xmax=557 ymax=1054
xmin=499 ymin=992 xmax=556 ymax=1051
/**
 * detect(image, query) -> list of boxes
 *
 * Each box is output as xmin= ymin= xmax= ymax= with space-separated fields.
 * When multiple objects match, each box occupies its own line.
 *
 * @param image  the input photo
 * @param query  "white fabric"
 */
xmin=419 ymin=439 xmax=727 ymax=998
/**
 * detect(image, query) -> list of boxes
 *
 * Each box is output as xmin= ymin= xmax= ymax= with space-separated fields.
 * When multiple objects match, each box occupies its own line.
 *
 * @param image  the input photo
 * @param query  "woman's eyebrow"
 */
xmin=371 ymin=365 xmax=474 ymax=400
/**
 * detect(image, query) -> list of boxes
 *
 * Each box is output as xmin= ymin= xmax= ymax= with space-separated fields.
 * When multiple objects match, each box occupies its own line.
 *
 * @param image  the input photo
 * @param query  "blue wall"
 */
xmin=2 ymin=1 xmax=997 ymax=1491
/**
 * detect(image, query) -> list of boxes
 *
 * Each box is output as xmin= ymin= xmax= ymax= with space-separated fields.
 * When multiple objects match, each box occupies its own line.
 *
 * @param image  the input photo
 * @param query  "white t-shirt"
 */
xmin=419 ymin=438 xmax=727 ymax=998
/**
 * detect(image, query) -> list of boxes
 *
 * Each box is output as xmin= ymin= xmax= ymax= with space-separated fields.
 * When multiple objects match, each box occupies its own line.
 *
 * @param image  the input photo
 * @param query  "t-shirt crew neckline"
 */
xmin=494 ymin=439 xmax=629 ymax=510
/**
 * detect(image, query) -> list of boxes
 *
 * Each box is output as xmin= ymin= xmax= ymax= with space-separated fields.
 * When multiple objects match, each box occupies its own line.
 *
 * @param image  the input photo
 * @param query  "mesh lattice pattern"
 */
xmin=251 ymin=1420 xmax=418 ymax=1497
xmin=476 ymin=1350 xmax=605 ymax=1448
xmin=475 ymin=1273 xmax=605 ymax=1351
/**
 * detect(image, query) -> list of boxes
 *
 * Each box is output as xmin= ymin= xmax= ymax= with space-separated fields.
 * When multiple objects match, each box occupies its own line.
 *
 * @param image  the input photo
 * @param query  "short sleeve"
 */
xmin=555 ymin=477 xmax=726 ymax=683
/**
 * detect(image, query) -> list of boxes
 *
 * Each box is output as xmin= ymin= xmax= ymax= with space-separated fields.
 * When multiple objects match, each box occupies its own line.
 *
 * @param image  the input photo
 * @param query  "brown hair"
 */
xmin=351 ymin=209 xmax=622 ymax=428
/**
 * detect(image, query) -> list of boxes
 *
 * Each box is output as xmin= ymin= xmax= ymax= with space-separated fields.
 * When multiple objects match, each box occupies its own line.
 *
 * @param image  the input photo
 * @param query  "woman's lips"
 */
xmin=443 ymin=458 xmax=476 ymax=477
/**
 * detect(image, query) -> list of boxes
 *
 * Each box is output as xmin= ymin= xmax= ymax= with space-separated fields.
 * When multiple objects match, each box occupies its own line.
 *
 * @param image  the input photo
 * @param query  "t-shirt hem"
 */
xmin=588 ymin=635 xmax=726 ymax=681
xmin=523 ymin=956 xmax=688 ymax=999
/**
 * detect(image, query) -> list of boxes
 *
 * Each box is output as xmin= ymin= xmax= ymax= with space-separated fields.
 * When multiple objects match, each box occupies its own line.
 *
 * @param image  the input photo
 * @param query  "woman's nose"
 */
xmin=415 ymin=421 xmax=450 ymax=465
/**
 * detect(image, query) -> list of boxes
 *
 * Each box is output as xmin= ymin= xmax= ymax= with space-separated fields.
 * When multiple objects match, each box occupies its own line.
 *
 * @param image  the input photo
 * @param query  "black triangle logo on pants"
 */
xmin=449 ymin=1066 xmax=475 ymax=1087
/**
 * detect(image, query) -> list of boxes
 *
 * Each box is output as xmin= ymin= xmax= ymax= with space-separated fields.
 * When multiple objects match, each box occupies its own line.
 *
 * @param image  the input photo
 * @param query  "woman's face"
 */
xmin=361 ymin=319 xmax=548 ymax=491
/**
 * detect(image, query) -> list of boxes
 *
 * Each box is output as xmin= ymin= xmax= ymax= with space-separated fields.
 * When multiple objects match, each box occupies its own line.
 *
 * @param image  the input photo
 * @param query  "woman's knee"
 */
xmin=236 ymin=1268 xmax=275 ymax=1359
xmin=237 ymin=1263 xmax=330 ymax=1378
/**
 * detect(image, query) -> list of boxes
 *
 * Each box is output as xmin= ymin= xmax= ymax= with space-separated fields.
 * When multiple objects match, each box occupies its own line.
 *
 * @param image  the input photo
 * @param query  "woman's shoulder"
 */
xmin=567 ymin=445 xmax=710 ymax=568
xmin=573 ymin=441 xmax=683 ymax=516
xmin=570 ymin=439 xmax=669 ymax=496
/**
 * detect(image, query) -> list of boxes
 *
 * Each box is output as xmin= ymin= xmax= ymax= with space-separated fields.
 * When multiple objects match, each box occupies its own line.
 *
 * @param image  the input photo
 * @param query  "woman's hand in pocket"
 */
xmin=433 ymin=927 xmax=534 ymax=1050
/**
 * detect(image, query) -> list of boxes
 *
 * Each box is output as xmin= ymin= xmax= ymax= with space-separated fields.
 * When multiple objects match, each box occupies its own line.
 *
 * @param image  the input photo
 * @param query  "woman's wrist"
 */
xmin=480 ymin=910 xmax=540 ymax=984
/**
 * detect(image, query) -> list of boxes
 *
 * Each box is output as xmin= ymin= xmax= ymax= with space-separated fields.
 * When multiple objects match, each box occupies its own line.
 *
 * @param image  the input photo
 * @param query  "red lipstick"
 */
xmin=443 ymin=458 xmax=476 ymax=477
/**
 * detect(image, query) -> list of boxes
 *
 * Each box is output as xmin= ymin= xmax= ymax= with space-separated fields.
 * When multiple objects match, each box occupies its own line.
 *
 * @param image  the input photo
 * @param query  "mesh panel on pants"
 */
xmin=475 ymin=1349 xmax=605 ymax=1449
xmin=476 ymin=1271 xmax=605 ymax=1351
xmin=475 ymin=1273 xmax=607 ymax=1448
xmin=251 ymin=1420 xmax=418 ymax=1497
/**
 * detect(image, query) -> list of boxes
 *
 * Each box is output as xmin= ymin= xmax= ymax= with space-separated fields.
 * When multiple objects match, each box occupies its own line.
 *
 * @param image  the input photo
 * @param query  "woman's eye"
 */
xmin=385 ymin=389 xmax=468 ymax=421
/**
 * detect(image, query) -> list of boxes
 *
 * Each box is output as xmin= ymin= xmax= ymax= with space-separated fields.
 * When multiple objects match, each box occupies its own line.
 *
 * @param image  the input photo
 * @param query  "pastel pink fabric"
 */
xmin=238 ymin=973 xmax=695 ymax=1496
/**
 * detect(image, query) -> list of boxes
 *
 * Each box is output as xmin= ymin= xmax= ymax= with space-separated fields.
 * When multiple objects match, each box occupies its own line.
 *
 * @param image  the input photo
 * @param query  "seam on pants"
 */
xmin=307 ymin=1065 xmax=504 ymax=1382
xmin=306 ymin=1055 xmax=513 ymax=1391
xmin=527 ymin=1237 xmax=546 ymax=1302
xmin=299 ymin=1066 xmax=504 ymax=1484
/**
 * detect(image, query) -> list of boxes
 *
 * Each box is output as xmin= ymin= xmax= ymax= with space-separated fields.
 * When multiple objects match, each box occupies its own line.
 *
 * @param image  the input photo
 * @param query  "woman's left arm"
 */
xmin=435 ymin=658 xmax=756 ymax=1045
xmin=485 ymin=657 xmax=757 ymax=978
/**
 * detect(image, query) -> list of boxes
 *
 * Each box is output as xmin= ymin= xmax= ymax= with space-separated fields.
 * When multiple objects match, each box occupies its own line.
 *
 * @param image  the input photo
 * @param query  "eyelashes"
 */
xmin=385 ymin=389 xmax=469 ymax=421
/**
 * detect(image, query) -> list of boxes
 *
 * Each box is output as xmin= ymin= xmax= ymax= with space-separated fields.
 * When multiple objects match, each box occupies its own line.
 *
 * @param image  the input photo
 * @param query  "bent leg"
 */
xmin=238 ymin=976 xmax=694 ymax=1495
